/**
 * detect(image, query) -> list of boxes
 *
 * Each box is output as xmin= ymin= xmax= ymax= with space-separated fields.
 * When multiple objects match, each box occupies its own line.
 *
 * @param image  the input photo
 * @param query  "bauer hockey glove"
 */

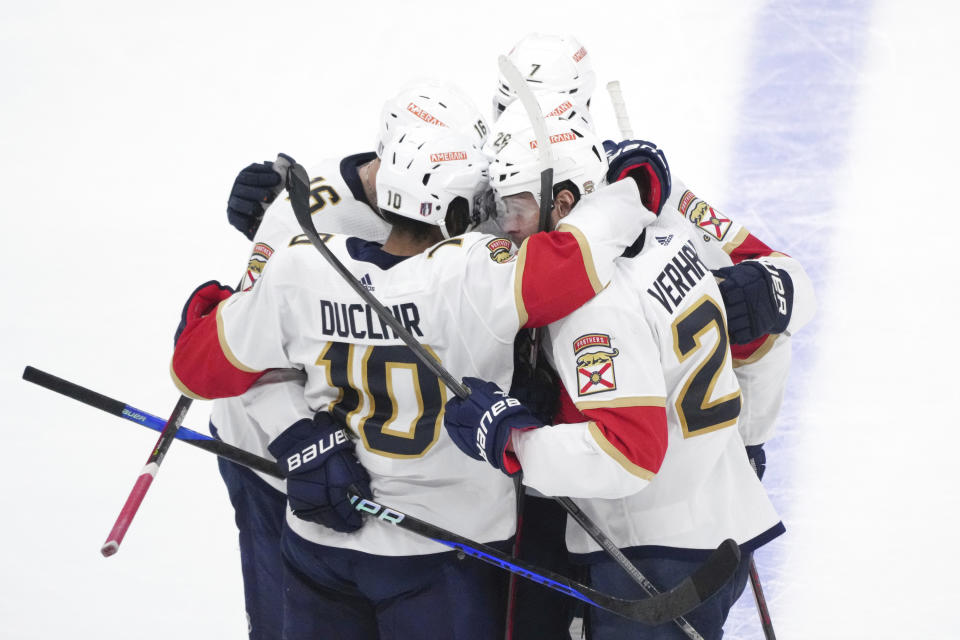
xmin=603 ymin=139 xmax=671 ymax=214
xmin=226 ymin=153 xmax=295 ymax=240
xmin=713 ymin=259 xmax=794 ymax=344
xmin=443 ymin=378 xmax=544 ymax=477
xmin=268 ymin=411 xmax=372 ymax=533
xmin=173 ymin=280 xmax=234 ymax=345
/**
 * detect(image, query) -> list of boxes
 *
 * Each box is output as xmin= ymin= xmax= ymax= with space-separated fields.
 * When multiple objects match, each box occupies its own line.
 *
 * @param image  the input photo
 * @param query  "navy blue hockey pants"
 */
xmin=281 ymin=526 xmax=509 ymax=640
xmin=217 ymin=455 xmax=288 ymax=640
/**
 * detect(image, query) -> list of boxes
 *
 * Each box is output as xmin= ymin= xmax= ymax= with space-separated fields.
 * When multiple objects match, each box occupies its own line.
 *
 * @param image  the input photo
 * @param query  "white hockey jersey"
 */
xmin=211 ymin=153 xmax=391 ymax=491
xmin=172 ymin=179 xmax=658 ymax=556
xmin=515 ymin=219 xmax=783 ymax=557
xmin=662 ymin=178 xmax=817 ymax=445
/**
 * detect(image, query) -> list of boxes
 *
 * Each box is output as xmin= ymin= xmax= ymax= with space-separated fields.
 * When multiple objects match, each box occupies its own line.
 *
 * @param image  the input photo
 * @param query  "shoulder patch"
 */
xmin=677 ymin=190 xmax=732 ymax=242
xmin=486 ymin=237 xmax=514 ymax=263
xmin=241 ymin=242 xmax=275 ymax=291
xmin=573 ymin=333 xmax=620 ymax=396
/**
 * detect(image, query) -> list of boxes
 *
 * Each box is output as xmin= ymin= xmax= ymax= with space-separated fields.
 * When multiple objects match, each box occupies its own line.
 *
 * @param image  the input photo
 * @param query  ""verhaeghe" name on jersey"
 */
xmin=646 ymin=242 xmax=710 ymax=314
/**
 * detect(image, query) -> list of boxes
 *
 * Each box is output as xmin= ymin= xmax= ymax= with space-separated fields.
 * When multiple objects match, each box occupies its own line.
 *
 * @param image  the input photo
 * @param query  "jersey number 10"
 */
xmin=316 ymin=342 xmax=446 ymax=458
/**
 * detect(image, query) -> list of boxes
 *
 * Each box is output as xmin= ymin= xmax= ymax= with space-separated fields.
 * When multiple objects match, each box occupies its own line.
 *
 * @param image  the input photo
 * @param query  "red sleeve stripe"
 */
xmin=731 ymin=333 xmax=780 ymax=366
xmin=722 ymin=228 xmax=789 ymax=264
xmin=583 ymin=404 xmax=668 ymax=478
xmin=170 ymin=362 xmax=210 ymax=401
xmin=170 ymin=302 xmax=265 ymax=399
xmin=516 ymin=225 xmax=603 ymax=328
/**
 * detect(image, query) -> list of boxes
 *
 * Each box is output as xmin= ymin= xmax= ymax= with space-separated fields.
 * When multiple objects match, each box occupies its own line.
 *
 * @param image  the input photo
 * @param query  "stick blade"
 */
xmin=618 ymin=538 xmax=740 ymax=625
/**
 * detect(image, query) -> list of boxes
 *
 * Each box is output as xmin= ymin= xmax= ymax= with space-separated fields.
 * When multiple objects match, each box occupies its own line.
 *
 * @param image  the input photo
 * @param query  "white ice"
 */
xmin=2 ymin=1 xmax=958 ymax=638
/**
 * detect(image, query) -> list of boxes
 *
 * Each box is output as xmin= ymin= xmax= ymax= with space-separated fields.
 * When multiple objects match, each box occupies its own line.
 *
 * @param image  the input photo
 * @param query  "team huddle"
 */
xmin=170 ymin=33 xmax=815 ymax=640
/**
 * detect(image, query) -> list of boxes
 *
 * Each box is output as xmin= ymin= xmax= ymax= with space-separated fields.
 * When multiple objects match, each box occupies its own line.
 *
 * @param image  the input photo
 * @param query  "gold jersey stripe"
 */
xmin=576 ymin=396 xmax=667 ymax=411
xmin=513 ymin=240 xmax=530 ymax=327
xmin=216 ymin=299 xmax=262 ymax=373
xmin=556 ymin=222 xmax=602 ymax=293
xmin=588 ymin=422 xmax=656 ymax=481
xmin=721 ymin=227 xmax=751 ymax=255
xmin=732 ymin=334 xmax=780 ymax=368
xmin=169 ymin=362 xmax=211 ymax=401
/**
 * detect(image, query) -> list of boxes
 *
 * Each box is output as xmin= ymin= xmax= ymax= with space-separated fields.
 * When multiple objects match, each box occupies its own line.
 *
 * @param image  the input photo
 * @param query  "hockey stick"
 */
xmin=22 ymin=366 xmax=281 ymax=477
xmin=606 ymin=81 xmax=635 ymax=139
xmin=99 ymin=390 xmax=191 ymax=556
xmin=749 ymin=558 xmax=777 ymax=639
xmin=559 ymin=496 xmax=707 ymax=640
xmin=22 ymin=365 xmax=739 ymax=624
xmin=497 ymin=55 xmax=554 ymax=235
xmin=496 ymin=54 xmax=555 ymax=640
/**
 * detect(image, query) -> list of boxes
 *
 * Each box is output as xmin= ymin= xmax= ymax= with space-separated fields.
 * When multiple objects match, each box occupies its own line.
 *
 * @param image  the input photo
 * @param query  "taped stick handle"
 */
xmin=606 ymin=81 xmax=635 ymax=139
xmin=100 ymin=393 xmax=192 ymax=556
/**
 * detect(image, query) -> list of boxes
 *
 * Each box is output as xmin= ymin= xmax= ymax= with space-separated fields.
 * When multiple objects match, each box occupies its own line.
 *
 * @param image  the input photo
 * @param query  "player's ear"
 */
xmin=554 ymin=188 xmax=577 ymax=220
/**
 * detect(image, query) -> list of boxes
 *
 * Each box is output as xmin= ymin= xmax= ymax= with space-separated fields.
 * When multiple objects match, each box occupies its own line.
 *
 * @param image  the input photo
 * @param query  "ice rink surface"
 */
xmin=2 ymin=1 xmax=958 ymax=637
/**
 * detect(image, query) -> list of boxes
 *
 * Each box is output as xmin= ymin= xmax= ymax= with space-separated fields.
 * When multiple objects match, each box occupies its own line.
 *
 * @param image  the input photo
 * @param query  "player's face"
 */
xmin=500 ymin=192 xmax=564 ymax=246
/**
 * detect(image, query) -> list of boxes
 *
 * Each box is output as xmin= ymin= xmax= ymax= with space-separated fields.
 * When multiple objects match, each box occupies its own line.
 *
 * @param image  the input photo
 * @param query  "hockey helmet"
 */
xmin=486 ymin=112 xmax=607 ymax=207
xmin=376 ymin=126 xmax=490 ymax=239
xmin=377 ymin=80 xmax=489 ymax=157
xmin=493 ymin=33 xmax=596 ymax=119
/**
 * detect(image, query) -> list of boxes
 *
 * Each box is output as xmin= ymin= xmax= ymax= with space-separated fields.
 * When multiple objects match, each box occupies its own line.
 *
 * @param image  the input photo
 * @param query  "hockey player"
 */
xmin=445 ymin=115 xmax=784 ymax=640
xmin=208 ymin=80 xmax=490 ymax=639
xmin=492 ymin=37 xmax=815 ymax=638
xmin=171 ymin=123 xmax=662 ymax=639
xmin=494 ymin=34 xmax=817 ymax=445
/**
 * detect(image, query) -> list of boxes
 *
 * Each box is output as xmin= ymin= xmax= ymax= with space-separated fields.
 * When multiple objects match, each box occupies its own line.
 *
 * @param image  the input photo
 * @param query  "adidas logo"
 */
xmin=360 ymin=274 xmax=375 ymax=292
xmin=655 ymin=234 xmax=674 ymax=246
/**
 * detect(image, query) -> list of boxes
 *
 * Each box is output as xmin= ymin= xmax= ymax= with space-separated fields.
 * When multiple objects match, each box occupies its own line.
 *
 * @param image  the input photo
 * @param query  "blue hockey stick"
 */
xmin=22 ymin=365 xmax=738 ymax=624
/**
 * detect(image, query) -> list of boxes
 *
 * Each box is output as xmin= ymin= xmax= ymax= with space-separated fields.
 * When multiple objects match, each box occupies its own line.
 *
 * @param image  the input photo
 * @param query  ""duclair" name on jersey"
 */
xmin=319 ymin=300 xmax=423 ymax=340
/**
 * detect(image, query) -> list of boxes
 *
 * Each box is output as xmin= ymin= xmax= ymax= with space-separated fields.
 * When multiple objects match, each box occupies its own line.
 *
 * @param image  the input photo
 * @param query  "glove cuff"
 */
xmin=616 ymin=163 xmax=662 ymax=214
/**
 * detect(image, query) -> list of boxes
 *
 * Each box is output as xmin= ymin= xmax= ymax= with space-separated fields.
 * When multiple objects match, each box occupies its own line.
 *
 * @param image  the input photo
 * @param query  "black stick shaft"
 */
xmin=749 ymin=558 xmax=777 ymax=639
xmin=22 ymin=366 xmax=282 ymax=478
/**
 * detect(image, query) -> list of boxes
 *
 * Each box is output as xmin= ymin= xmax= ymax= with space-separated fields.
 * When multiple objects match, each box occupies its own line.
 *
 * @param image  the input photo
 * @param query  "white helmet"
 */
xmin=491 ymin=91 xmax=595 ymax=145
xmin=493 ymin=33 xmax=596 ymax=119
xmin=487 ymin=114 xmax=607 ymax=206
xmin=377 ymin=80 xmax=489 ymax=157
xmin=377 ymin=126 xmax=490 ymax=238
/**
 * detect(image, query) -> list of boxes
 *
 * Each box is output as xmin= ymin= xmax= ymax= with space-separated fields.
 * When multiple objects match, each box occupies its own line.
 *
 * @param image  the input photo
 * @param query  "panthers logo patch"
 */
xmin=242 ymin=242 xmax=274 ymax=290
xmin=486 ymin=238 xmax=513 ymax=263
xmin=573 ymin=333 xmax=619 ymax=396
xmin=678 ymin=190 xmax=731 ymax=242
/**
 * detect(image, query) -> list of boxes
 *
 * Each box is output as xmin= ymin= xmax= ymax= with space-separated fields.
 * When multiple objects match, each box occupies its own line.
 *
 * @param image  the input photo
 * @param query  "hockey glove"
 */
xmin=443 ymin=377 xmax=544 ymax=477
xmin=227 ymin=153 xmax=295 ymax=240
xmin=173 ymin=280 xmax=234 ymax=345
xmin=268 ymin=411 xmax=372 ymax=533
xmin=603 ymin=139 xmax=671 ymax=214
xmin=746 ymin=444 xmax=766 ymax=480
xmin=713 ymin=259 xmax=794 ymax=344
xmin=509 ymin=330 xmax=560 ymax=424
